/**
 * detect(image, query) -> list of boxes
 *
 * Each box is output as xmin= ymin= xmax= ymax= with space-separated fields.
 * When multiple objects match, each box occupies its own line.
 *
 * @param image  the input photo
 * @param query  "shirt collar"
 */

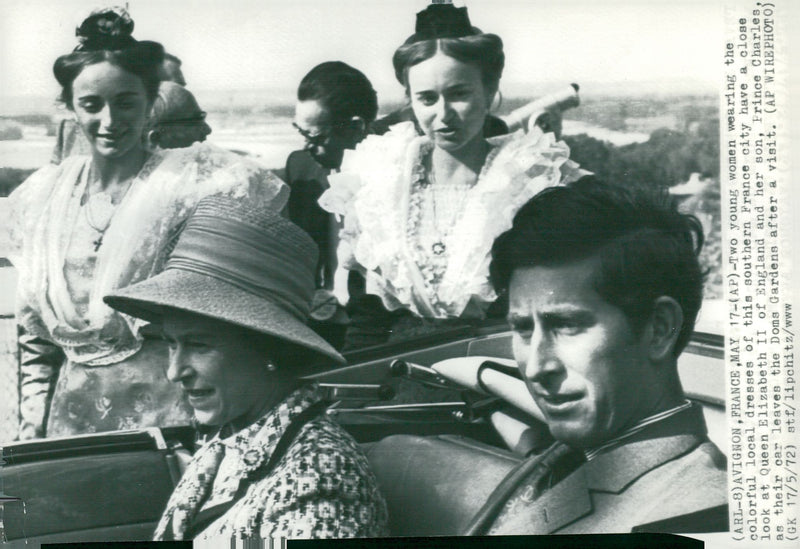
xmin=583 ymin=401 xmax=709 ymax=493
xmin=584 ymin=399 xmax=693 ymax=462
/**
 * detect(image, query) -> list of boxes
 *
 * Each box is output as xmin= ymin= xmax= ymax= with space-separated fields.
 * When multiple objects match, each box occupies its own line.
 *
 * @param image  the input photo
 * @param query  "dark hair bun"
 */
xmin=75 ymin=6 xmax=137 ymax=51
xmin=411 ymin=4 xmax=477 ymax=41
xmin=54 ymin=7 xmax=165 ymax=106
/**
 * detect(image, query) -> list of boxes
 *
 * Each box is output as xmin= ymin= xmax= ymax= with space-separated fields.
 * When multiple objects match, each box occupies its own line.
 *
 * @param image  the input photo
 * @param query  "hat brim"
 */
xmin=105 ymin=269 xmax=344 ymax=367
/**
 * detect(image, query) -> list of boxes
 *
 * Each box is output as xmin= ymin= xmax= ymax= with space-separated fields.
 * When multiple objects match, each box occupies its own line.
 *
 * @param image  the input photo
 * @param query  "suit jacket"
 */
xmin=285 ymin=150 xmax=335 ymax=290
xmin=489 ymin=404 xmax=728 ymax=534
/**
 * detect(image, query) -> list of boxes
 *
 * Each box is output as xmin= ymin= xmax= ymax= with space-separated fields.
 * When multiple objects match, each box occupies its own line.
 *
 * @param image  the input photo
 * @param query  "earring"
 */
xmin=146 ymin=129 xmax=160 ymax=148
xmin=490 ymin=89 xmax=503 ymax=113
xmin=265 ymin=362 xmax=277 ymax=373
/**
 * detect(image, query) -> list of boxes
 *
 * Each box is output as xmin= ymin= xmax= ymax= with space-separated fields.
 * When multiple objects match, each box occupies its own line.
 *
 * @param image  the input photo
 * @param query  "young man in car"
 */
xmin=285 ymin=61 xmax=378 ymax=348
xmin=486 ymin=177 xmax=727 ymax=534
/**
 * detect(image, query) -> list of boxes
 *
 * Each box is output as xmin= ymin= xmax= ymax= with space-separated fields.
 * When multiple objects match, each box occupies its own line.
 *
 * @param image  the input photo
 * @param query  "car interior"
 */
xmin=1 ymin=320 xmax=725 ymax=544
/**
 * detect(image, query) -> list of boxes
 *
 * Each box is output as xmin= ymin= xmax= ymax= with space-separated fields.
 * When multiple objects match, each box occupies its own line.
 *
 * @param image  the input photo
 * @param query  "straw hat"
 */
xmin=105 ymin=195 xmax=344 ymax=366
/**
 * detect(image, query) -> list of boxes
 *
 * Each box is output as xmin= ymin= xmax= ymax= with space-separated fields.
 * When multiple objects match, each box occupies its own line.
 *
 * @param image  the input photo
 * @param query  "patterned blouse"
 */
xmin=154 ymin=385 xmax=388 ymax=541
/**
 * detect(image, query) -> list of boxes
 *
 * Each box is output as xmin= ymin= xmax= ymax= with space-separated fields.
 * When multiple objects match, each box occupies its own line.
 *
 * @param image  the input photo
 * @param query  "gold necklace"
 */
xmin=81 ymin=170 xmax=136 ymax=252
xmin=428 ymin=159 xmax=475 ymax=256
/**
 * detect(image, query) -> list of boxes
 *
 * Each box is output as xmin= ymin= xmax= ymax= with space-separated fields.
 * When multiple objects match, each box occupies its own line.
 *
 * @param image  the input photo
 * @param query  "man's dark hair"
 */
xmin=297 ymin=61 xmax=378 ymax=124
xmin=490 ymin=176 xmax=705 ymax=355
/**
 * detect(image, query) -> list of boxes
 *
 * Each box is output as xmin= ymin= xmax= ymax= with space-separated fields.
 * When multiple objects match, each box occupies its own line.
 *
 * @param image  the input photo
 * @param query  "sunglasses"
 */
xmin=159 ymin=111 xmax=207 ymax=126
xmin=292 ymin=121 xmax=348 ymax=146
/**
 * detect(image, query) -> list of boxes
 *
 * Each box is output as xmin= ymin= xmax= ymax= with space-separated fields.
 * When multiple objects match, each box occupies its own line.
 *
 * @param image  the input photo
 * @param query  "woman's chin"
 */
xmin=192 ymin=409 xmax=222 ymax=427
xmin=431 ymin=132 xmax=484 ymax=155
xmin=91 ymin=139 xmax=141 ymax=160
xmin=432 ymin=136 xmax=465 ymax=152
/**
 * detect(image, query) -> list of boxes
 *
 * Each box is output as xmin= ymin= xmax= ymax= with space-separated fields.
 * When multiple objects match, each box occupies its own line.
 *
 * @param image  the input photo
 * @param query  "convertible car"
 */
xmin=1 ymin=313 xmax=725 ymax=546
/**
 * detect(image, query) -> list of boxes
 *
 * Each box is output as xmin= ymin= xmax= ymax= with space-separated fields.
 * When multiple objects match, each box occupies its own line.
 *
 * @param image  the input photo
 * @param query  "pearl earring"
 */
xmin=265 ymin=362 xmax=277 ymax=373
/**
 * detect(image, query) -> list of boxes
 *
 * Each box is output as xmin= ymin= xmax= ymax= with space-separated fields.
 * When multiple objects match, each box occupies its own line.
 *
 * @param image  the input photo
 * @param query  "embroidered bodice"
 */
xmin=319 ymin=122 xmax=584 ymax=319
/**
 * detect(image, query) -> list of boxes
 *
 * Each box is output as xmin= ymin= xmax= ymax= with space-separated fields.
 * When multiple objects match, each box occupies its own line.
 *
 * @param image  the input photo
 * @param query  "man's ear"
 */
xmin=646 ymin=296 xmax=684 ymax=362
xmin=485 ymin=89 xmax=499 ymax=112
xmin=348 ymin=116 xmax=366 ymax=139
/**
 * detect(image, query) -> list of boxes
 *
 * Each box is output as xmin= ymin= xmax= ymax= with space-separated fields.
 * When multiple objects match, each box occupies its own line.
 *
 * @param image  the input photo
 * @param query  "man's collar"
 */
xmin=583 ymin=399 xmax=694 ymax=461
xmin=491 ymin=403 xmax=714 ymax=535
xmin=583 ymin=402 xmax=709 ymax=492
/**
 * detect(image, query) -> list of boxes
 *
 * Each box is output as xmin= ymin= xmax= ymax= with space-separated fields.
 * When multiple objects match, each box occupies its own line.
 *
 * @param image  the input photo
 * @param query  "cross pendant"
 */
xmin=93 ymin=235 xmax=103 ymax=252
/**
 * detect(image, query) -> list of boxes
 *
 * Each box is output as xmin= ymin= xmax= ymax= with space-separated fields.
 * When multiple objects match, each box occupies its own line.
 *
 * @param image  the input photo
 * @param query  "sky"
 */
xmin=1 ymin=0 xmax=727 ymax=109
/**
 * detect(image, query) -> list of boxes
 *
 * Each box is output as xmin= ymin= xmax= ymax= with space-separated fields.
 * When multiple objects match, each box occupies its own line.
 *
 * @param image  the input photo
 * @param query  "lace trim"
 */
xmin=10 ymin=143 xmax=288 ymax=365
xmin=321 ymin=123 xmax=583 ymax=319
xmin=404 ymin=143 xmax=498 ymax=317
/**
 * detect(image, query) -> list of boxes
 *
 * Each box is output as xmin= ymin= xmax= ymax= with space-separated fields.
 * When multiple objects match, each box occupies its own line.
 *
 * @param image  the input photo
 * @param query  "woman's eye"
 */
xmin=80 ymin=102 xmax=101 ymax=113
xmin=553 ymin=321 xmax=582 ymax=336
xmin=416 ymin=94 xmax=437 ymax=107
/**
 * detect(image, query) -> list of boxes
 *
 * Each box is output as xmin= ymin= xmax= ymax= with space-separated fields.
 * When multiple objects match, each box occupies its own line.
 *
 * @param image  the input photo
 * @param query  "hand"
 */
xmin=531 ymin=108 xmax=564 ymax=140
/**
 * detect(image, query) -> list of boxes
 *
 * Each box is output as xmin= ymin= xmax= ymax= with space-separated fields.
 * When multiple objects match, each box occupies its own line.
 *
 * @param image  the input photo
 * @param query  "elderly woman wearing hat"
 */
xmin=105 ymin=195 xmax=387 ymax=541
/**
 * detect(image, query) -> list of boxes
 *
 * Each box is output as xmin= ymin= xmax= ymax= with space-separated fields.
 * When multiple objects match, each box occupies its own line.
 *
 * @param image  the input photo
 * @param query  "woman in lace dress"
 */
xmin=320 ymin=4 xmax=583 ymax=348
xmin=8 ymin=8 xmax=287 ymax=439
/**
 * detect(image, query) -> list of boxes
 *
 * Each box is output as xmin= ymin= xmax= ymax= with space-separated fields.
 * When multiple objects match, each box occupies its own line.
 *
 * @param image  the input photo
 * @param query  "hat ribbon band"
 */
xmin=167 ymin=258 xmax=309 ymax=321
xmin=166 ymin=220 xmax=314 ymax=321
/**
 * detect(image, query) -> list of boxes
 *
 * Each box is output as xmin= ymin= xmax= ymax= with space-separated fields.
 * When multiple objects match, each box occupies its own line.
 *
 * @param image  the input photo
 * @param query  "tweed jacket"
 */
xmin=489 ymin=404 xmax=728 ymax=534
xmin=154 ymin=385 xmax=388 ymax=541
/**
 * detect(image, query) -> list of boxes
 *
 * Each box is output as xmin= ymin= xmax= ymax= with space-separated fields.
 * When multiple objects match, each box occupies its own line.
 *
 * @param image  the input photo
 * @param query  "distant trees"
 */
xmin=563 ymin=117 xmax=719 ymax=190
xmin=0 ymin=168 xmax=35 ymax=197
xmin=564 ymin=118 xmax=722 ymax=299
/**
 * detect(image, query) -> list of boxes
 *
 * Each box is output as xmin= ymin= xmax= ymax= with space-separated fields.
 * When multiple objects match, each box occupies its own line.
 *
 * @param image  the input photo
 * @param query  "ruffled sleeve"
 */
xmin=144 ymin=142 xmax=288 ymax=230
xmin=319 ymin=124 xmax=585 ymax=320
xmin=320 ymin=122 xmax=421 ymax=273
xmin=9 ymin=144 xmax=289 ymax=367
xmin=7 ymin=161 xmax=74 ymax=270
xmin=434 ymin=129 xmax=587 ymax=317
